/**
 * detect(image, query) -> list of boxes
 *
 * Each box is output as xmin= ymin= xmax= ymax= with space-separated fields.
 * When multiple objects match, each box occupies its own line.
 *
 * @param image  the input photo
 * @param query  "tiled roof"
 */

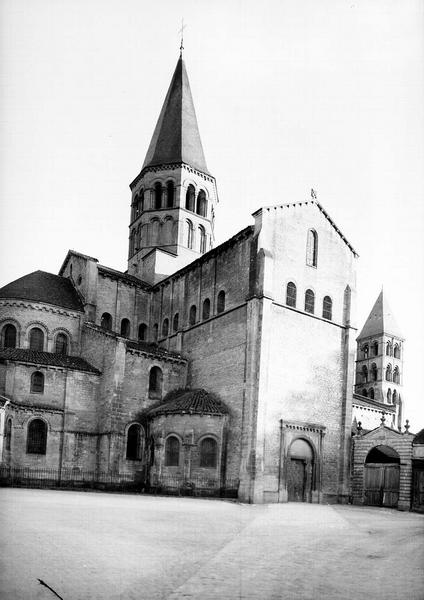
xmin=0 ymin=348 xmax=100 ymax=374
xmin=141 ymin=56 xmax=209 ymax=175
xmin=0 ymin=271 xmax=84 ymax=312
xmin=126 ymin=340 xmax=185 ymax=361
xmin=148 ymin=388 xmax=228 ymax=417
xmin=98 ymin=266 xmax=150 ymax=289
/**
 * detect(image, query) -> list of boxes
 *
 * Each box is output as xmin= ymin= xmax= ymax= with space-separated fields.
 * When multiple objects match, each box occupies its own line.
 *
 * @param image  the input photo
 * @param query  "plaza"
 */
xmin=1 ymin=489 xmax=423 ymax=599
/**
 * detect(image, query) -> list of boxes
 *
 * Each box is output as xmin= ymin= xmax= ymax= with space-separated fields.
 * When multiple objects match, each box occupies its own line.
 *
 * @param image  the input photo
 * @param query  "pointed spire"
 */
xmin=142 ymin=56 xmax=209 ymax=175
xmin=358 ymin=289 xmax=403 ymax=339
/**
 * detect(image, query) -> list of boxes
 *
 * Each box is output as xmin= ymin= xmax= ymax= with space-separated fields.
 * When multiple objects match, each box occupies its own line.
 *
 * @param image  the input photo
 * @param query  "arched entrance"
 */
xmin=364 ymin=445 xmax=400 ymax=508
xmin=287 ymin=438 xmax=314 ymax=502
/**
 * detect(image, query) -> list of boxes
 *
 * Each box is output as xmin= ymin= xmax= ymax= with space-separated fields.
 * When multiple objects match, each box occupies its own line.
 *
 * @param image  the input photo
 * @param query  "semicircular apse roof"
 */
xmin=0 ymin=270 xmax=84 ymax=312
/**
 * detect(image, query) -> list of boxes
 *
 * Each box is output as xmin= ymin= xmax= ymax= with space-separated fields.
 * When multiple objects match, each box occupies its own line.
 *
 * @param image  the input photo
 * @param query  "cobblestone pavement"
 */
xmin=0 ymin=489 xmax=423 ymax=600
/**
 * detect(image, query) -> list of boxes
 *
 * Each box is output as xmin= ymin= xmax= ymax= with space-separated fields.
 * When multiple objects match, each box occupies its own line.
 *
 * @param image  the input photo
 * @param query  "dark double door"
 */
xmin=364 ymin=463 xmax=400 ymax=507
xmin=287 ymin=459 xmax=311 ymax=502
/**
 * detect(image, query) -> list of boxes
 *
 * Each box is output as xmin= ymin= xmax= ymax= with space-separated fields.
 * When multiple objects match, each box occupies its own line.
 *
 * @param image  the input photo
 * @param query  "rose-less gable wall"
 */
xmin=249 ymin=203 xmax=357 ymax=503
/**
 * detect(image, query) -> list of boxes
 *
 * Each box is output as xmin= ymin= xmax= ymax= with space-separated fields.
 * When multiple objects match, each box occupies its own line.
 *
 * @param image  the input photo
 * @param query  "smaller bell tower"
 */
xmin=127 ymin=54 xmax=218 ymax=284
xmin=354 ymin=290 xmax=404 ymax=429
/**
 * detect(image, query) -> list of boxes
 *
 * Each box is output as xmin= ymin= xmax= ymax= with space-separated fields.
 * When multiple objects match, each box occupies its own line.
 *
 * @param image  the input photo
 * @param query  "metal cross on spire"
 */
xmin=179 ymin=18 xmax=187 ymax=57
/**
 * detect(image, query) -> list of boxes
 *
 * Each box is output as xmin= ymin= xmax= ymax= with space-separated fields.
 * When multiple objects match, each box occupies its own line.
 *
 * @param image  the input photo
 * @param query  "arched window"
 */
xmin=130 ymin=229 xmax=136 ymax=256
xmin=120 ymin=318 xmax=131 ymax=337
xmin=126 ymin=424 xmax=143 ymax=460
xmin=202 ymin=298 xmax=210 ymax=321
xmin=363 ymin=344 xmax=369 ymax=358
xmin=131 ymin=196 xmax=138 ymax=221
xmin=369 ymin=388 xmax=375 ymax=399
xmin=387 ymin=388 xmax=392 ymax=403
xmin=55 ymin=333 xmax=68 ymax=355
xmin=30 ymin=371 xmax=44 ymax=393
xmin=189 ymin=305 xmax=197 ymax=326
xmin=153 ymin=323 xmax=158 ymax=342
xmin=306 ymin=229 xmax=318 ymax=267
xmin=3 ymin=324 xmax=17 ymax=348
xmin=217 ymin=291 xmax=226 ymax=314
xmin=148 ymin=366 xmax=163 ymax=399
xmin=393 ymin=344 xmax=400 ymax=359
xmin=362 ymin=388 xmax=368 ymax=397
xmin=138 ymin=323 xmax=147 ymax=341
xmin=286 ymin=282 xmax=297 ymax=308
xmin=27 ymin=419 xmax=47 ymax=454
xmin=101 ymin=313 xmax=112 ymax=331
xmin=362 ymin=365 xmax=368 ymax=384
xmin=166 ymin=181 xmax=174 ymax=207
xmin=393 ymin=390 xmax=398 ymax=403
xmin=322 ymin=296 xmax=332 ymax=320
xmin=386 ymin=341 xmax=392 ymax=356
xmin=200 ymin=437 xmax=218 ymax=468
xmin=162 ymin=318 xmax=169 ymax=338
xmin=138 ymin=190 xmax=144 ymax=214
xmin=385 ymin=364 xmax=392 ymax=381
xmin=165 ymin=435 xmax=180 ymax=466
xmin=304 ymin=289 xmax=315 ymax=314
xmin=154 ymin=182 xmax=162 ymax=209
xmin=186 ymin=220 xmax=194 ymax=249
xmin=196 ymin=190 xmax=207 ymax=217
xmin=29 ymin=327 xmax=44 ymax=351
xmin=173 ymin=313 xmax=179 ymax=332
xmin=185 ymin=184 xmax=195 ymax=211
xmin=372 ymin=341 xmax=379 ymax=356
xmin=371 ymin=363 xmax=378 ymax=382
xmin=199 ymin=225 xmax=206 ymax=253
xmin=5 ymin=418 xmax=12 ymax=452
xmin=393 ymin=366 xmax=400 ymax=384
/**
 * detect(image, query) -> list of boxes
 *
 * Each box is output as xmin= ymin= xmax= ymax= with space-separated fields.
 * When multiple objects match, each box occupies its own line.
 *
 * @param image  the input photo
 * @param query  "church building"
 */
xmin=0 ymin=52 xmax=408 ymax=505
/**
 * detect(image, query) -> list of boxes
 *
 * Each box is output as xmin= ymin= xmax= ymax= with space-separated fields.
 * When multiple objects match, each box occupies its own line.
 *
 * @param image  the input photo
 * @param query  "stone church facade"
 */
xmin=0 ymin=53 xmax=411 ymax=505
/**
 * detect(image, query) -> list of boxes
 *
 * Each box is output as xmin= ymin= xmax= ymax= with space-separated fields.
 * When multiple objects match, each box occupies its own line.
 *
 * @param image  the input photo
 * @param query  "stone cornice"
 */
xmin=130 ymin=162 xmax=216 ymax=190
xmin=0 ymin=299 xmax=81 ymax=319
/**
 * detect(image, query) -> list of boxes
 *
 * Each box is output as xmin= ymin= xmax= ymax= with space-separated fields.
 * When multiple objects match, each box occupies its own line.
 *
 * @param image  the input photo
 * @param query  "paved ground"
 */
xmin=0 ymin=489 xmax=423 ymax=600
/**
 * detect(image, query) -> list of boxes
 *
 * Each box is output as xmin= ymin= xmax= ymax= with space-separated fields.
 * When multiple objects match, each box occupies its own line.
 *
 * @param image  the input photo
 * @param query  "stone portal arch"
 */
xmin=364 ymin=444 xmax=400 ymax=508
xmin=286 ymin=438 xmax=315 ymax=503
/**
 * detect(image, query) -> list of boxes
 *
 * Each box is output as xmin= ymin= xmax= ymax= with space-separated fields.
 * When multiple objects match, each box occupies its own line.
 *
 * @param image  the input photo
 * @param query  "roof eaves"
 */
xmin=255 ymin=200 xmax=359 ymax=257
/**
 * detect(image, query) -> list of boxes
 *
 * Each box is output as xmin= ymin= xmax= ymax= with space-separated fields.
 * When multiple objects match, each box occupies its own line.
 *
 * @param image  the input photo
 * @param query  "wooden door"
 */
xmin=364 ymin=464 xmax=399 ymax=507
xmin=412 ymin=468 xmax=424 ymax=512
xmin=382 ymin=465 xmax=399 ymax=507
xmin=287 ymin=459 xmax=306 ymax=502
xmin=364 ymin=464 xmax=383 ymax=506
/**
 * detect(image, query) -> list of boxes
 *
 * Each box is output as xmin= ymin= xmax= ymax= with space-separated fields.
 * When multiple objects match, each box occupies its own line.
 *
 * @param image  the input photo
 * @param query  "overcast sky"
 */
xmin=1 ymin=0 xmax=423 ymax=426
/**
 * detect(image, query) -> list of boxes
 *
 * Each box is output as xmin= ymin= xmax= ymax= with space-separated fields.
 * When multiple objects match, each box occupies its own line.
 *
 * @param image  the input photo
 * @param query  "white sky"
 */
xmin=1 ymin=0 xmax=423 ymax=427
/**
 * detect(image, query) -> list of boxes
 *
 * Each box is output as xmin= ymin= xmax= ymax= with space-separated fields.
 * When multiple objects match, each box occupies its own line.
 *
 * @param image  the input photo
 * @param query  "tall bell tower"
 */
xmin=127 ymin=53 xmax=218 ymax=284
xmin=354 ymin=290 xmax=404 ymax=429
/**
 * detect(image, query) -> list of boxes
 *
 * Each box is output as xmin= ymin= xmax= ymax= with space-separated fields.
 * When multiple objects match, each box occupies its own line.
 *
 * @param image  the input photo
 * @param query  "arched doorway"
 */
xmin=287 ymin=438 xmax=314 ymax=502
xmin=364 ymin=445 xmax=400 ymax=508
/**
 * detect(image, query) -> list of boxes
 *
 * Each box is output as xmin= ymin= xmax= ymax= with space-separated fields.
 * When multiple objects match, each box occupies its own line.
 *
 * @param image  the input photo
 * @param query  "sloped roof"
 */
xmin=0 ymin=348 xmax=100 ymax=374
xmin=126 ymin=339 xmax=185 ymax=361
xmin=148 ymin=388 xmax=228 ymax=417
xmin=142 ymin=56 xmax=209 ymax=174
xmin=358 ymin=290 xmax=403 ymax=340
xmin=413 ymin=429 xmax=424 ymax=444
xmin=0 ymin=271 xmax=84 ymax=312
